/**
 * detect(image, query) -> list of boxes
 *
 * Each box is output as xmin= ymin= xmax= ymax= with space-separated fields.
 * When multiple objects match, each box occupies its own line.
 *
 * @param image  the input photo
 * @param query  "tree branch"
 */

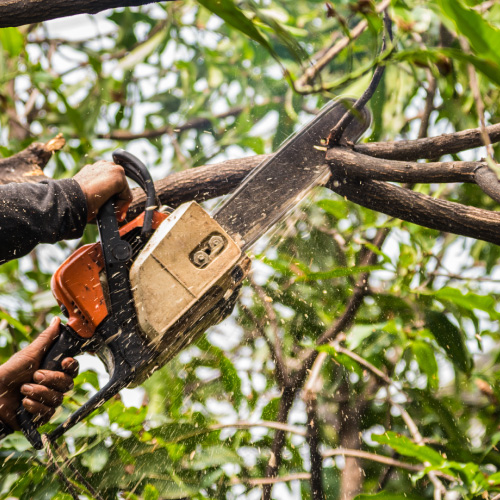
xmin=328 ymin=9 xmax=392 ymax=145
xmin=355 ymin=122 xmax=500 ymax=160
xmin=0 ymin=134 xmax=65 ymax=185
xmin=326 ymin=147 xmax=481 ymax=184
xmin=327 ymin=175 xmax=500 ymax=246
xmin=306 ymin=399 xmax=324 ymax=500
xmin=0 ymin=0 xmax=172 ymax=28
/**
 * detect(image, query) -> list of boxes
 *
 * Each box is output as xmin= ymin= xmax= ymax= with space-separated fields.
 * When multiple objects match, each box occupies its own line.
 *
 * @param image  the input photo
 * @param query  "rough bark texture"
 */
xmin=3 ymin=138 xmax=500 ymax=247
xmin=355 ymin=122 xmax=500 ymax=160
xmin=326 ymin=147 xmax=480 ymax=183
xmin=126 ymin=154 xmax=270 ymax=218
xmin=327 ymin=176 xmax=500 ymax=246
xmin=0 ymin=0 xmax=169 ymax=28
xmin=0 ymin=135 xmax=65 ymax=184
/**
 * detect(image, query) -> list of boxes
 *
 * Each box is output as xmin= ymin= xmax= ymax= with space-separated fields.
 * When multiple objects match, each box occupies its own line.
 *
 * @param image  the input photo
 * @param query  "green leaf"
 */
xmin=143 ymin=484 xmax=160 ymax=500
xmin=262 ymin=397 xmax=280 ymax=421
xmin=425 ymin=310 xmax=473 ymax=374
xmin=372 ymin=431 xmax=444 ymax=466
xmin=317 ymin=199 xmax=349 ymax=220
xmin=395 ymin=47 xmax=500 ymax=86
xmin=0 ymin=311 xmax=30 ymax=341
xmin=115 ymin=30 xmax=166 ymax=72
xmin=411 ymin=340 xmax=439 ymax=389
xmin=107 ymin=402 xmax=147 ymax=431
xmin=0 ymin=27 xmax=24 ymax=57
xmin=197 ymin=0 xmax=278 ymax=61
xmin=427 ymin=287 xmax=500 ymax=321
xmin=316 ymin=344 xmax=363 ymax=377
xmin=190 ymin=445 xmax=242 ymax=469
xmin=219 ymin=355 xmax=243 ymax=409
xmin=80 ymin=444 xmax=110 ymax=473
xmin=347 ymin=323 xmax=388 ymax=350
xmin=436 ymin=0 xmax=500 ymax=67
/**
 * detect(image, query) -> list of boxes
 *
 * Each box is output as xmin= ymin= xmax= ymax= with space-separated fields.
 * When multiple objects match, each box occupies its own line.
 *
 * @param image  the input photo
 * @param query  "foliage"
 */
xmin=1 ymin=0 xmax=500 ymax=499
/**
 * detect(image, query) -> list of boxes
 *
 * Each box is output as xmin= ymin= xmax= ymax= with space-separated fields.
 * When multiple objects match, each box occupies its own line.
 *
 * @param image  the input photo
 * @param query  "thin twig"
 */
xmin=233 ymin=472 xmax=312 ymax=486
xmin=295 ymin=0 xmax=391 ymax=89
xmin=323 ymin=448 xmax=419 ymax=471
xmin=460 ymin=37 xmax=495 ymax=161
xmin=332 ymin=342 xmax=393 ymax=385
xmin=418 ymin=72 xmax=437 ymax=140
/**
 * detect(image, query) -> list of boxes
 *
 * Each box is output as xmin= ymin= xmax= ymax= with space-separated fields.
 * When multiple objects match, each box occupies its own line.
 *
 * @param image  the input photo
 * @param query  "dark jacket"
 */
xmin=0 ymin=179 xmax=87 ymax=264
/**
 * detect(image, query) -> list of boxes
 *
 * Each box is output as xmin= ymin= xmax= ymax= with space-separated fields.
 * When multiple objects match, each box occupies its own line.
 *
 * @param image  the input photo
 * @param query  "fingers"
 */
xmin=21 ymin=384 xmax=63 ymax=407
xmin=61 ymin=357 xmax=79 ymax=378
xmin=32 ymin=370 xmax=74 ymax=393
xmin=22 ymin=398 xmax=55 ymax=423
xmin=20 ymin=357 xmax=78 ymax=427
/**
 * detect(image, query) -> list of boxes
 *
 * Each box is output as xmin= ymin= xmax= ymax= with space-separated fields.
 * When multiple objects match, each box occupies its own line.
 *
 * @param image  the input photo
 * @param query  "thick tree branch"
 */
xmin=327 ymin=175 xmax=500 ymax=246
xmin=0 ymin=134 xmax=64 ymax=185
xmin=327 ymin=147 xmax=481 ymax=183
xmin=355 ymin=122 xmax=500 ymax=160
xmin=126 ymin=154 xmax=270 ymax=217
xmin=0 ymin=0 xmax=171 ymax=28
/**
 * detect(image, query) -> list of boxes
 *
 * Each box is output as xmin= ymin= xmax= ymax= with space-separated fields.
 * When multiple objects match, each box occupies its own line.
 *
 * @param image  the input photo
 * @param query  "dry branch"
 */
xmin=0 ymin=0 xmax=170 ymax=28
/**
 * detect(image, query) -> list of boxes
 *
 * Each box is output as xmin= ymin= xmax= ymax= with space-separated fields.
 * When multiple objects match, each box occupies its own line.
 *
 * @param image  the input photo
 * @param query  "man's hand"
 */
xmin=74 ymin=160 xmax=133 ymax=222
xmin=0 ymin=317 xmax=79 ymax=430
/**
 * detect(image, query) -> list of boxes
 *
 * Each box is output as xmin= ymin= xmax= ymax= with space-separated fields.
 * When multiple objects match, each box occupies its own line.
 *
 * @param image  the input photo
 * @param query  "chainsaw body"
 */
xmin=18 ymin=151 xmax=249 ymax=449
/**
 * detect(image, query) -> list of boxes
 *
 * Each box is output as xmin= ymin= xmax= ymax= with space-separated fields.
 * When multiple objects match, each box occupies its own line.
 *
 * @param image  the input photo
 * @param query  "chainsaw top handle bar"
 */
xmin=112 ymin=149 xmax=157 ymax=236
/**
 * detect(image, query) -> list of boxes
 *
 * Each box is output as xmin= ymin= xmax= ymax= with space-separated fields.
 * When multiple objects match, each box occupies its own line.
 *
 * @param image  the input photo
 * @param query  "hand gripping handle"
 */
xmin=17 ymin=324 xmax=92 ymax=449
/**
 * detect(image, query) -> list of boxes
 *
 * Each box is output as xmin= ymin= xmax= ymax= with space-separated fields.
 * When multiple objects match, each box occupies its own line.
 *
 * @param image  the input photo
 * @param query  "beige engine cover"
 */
xmin=130 ymin=201 xmax=242 ymax=344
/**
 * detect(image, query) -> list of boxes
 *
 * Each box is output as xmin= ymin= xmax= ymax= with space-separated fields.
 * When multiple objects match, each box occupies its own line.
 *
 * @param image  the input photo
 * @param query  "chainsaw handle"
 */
xmin=112 ymin=149 xmax=157 ymax=236
xmin=17 ymin=324 xmax=91 ymax=450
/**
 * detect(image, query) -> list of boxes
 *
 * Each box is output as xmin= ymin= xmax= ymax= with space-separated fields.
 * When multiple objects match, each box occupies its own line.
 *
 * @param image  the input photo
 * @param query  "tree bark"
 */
xmin=355 ymin=122 xmax=500 ymax=160
xmin=0 ymin=0 xmax=170 ymax=28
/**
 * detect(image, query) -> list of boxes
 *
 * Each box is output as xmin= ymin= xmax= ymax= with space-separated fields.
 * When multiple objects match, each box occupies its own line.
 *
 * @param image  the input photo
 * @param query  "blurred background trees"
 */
xmin=2 ymin=0 xmax=500 ymax=499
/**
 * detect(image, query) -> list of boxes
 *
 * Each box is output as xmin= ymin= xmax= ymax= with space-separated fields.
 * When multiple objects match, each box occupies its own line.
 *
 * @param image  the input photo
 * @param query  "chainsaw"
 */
xmin=17 ymin=98 xmax=371 ymax=449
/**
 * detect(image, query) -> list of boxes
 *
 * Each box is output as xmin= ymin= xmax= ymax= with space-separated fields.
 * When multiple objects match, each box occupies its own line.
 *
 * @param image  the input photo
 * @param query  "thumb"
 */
xmin=22 ymin=317 xmax=61 ymax=363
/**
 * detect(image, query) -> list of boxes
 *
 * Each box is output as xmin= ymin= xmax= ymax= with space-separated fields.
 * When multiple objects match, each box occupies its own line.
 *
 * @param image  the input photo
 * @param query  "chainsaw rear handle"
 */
xmin=16 ymin=324 xmax=92 ymax=449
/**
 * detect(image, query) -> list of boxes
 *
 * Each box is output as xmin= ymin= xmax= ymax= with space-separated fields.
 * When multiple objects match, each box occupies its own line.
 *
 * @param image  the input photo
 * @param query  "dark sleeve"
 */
xmin=0 ymin=179 xmax=88 ymax=264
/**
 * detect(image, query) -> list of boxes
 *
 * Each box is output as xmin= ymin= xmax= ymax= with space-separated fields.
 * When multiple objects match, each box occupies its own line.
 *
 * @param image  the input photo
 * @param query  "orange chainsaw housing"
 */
xmin=51 ymin=211 xmax=169 ymax=339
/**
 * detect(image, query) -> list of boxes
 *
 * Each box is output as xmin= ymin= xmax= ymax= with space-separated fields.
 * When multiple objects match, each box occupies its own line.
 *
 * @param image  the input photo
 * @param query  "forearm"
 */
xmin=0 ymin=179 xmax=87 ymax=264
